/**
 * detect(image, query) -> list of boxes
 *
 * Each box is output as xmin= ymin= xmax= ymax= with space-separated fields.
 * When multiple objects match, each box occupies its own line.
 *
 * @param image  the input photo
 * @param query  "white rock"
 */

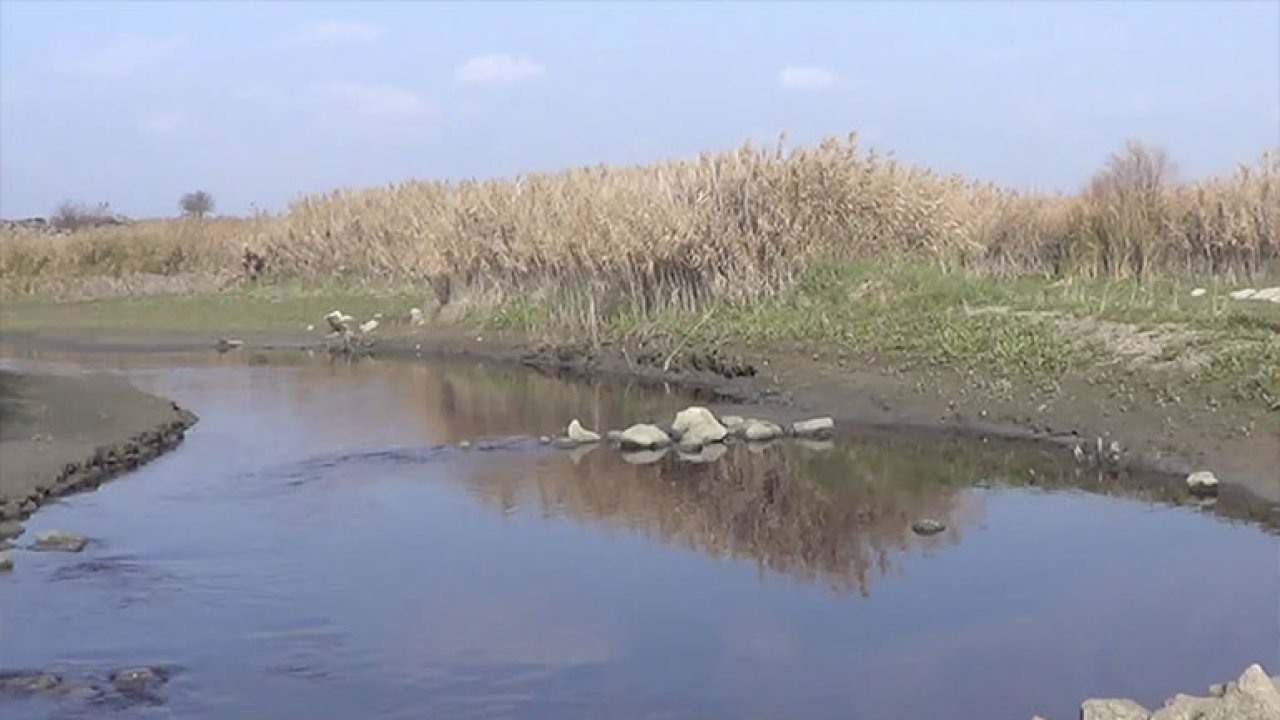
xmin=1228 ymin=288 xmax=1258 ymax=300
xmin=1189 ymin=287 xmax=1207 ymax=297
xmin=566 ymin=419 xmax=601 ymax=444
xmin=325 ymin=310 xmax=354 ymax=333
xmin=617 ymin=423 xmax=672 ymax=451
xmin=670 ymin=407 xmax=728 ymax=446
xmin=1185 ymin=470 xmax=1219 ymax=496
xmin=305 ymin=324 xmax=315 ymax=332
xmin=720 ymin=415 xmax=746 ymax=434
xmin=792 ymin=417 xmax=835 ymax=438
xmin=358 ymin=319 xmax=379 ymax=334
xmin=742 ymin=419 xmax=783 ymax=442
xmin=1253 ymin=287 xmax=1280 ymax=303
xmin=1082 ymin=698 xmax=1151 ymax=720
xmin=409 ymin=307 xmax=426 ymax=326
xmin=32 ymin=530 xmax=88 ymax=553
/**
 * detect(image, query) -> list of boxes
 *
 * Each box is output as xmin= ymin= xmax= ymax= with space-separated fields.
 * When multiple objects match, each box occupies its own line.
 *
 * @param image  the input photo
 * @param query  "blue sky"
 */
xmin=1 ymin=1 xmax=1277 ymax=218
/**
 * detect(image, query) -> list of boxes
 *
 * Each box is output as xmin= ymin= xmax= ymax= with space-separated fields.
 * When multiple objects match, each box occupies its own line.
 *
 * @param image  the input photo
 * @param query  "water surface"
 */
xmin=0 ymin=352 xmax=1276 ymax=720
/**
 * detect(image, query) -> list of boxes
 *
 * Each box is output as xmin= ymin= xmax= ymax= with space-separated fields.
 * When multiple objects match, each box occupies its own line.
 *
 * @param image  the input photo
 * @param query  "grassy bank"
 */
xmin=1 ymin=133 xmax=1276 ymax=407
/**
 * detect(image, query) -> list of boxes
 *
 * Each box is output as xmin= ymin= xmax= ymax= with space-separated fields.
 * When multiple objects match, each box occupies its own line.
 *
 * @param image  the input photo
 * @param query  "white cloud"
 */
xmin=53 ymin=34 xmax=185 ymax=79
xmin=454 ymin=54 xmax=545 ymax=85
xmin=317 ymin=83 xmax=436 ymax=122
xmin=778 ymin=65 xmax=837 ymax=91
xmin=286 ymin=21 xmax=383 ymax=49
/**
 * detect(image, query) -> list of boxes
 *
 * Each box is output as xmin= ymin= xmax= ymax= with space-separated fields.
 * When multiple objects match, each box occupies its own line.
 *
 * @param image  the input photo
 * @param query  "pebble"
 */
xmin=911 ymin=519 xmax=946 ymax=536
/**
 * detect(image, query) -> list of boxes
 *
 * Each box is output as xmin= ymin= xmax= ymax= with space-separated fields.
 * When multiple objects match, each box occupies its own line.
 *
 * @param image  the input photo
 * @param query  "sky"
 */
xmin=1 ymin=1 xmax=1277 ymax=219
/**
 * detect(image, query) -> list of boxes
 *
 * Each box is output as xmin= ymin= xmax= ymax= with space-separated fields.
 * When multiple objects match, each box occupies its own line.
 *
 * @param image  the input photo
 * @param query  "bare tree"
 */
xmin=179 ymin=190 xmax=215 ymax=218
xmin=50 ymin=200 xmax=122 ymax=232
xmin=1088 ymin=140 xmax=1176 ymax=199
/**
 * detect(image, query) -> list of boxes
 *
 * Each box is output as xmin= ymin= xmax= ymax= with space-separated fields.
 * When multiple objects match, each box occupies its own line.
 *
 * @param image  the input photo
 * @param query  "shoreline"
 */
xmin=0 ymin=367 xmax=198 ymax=519
xmin=3 ymin=325 xmax=1277 ymax=515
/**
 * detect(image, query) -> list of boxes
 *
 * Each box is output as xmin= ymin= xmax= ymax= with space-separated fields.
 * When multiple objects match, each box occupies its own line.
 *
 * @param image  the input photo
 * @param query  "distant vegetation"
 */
xmin=1 ymin=134 xmax=1276 ymax=335
xmin=179 ymin=190 xmax=216 ymax=219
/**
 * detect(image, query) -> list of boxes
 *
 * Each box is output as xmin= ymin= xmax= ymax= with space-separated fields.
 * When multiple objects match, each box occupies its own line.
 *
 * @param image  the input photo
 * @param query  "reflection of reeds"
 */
xmin=455 ymin=440 xmax=988 ymax=597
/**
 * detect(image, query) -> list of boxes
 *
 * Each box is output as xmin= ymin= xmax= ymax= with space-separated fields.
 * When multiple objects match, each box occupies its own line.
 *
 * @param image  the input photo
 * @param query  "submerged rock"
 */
xmin=792 ymin=417 xmax=835 ymax=438
xmin=617 ymin=424 xmax=672 ymax=451
xmin=677 ymin=443 xmax=728 ymax=464
xmin=0 ymin=521 xmax=23 ymax=540
xmin=1186 ymin=470 xmax=1220 ymax=497
xmin=0 ymin=551 xmax=12 ymax=572
xmin=111 ymin=666 xmax=167 ymax=694
xmin=670 ymin=406 xmax=727 ymax=446
xmin=742 ymin=419 xmax=784 ymax=442
xmin=32 ymin=529 xmax=88 ymax=553
xmin=0 ymin=672 xmax=62 ymax=693
xmin=566 ymin=419 xmax=602 ymax=444
xmin=911 ymin=519 xmax=946 ymax=536
xmin=1081 ymin=698 xmax=1150 ymax=720
xmin=621 ymin=448 xmax=668 ymax=465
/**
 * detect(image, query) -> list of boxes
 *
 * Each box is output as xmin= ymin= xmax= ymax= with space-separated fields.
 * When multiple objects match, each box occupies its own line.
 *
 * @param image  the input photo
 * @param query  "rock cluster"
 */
xmin=1046 ymin=663 xmax=1280 ymax=720
xmin=552 ymin=406 xmax=835 ymax=464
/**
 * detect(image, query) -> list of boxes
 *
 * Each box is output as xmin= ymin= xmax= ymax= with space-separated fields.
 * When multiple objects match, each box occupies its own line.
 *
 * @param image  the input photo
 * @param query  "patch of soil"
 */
xmin=0 ymin=369 xmax=198 ymax=518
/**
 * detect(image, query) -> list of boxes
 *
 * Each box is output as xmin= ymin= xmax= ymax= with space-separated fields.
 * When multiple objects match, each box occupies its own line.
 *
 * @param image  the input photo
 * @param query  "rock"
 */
xmin=1082 ymin=698 xmax=1151 ymax=720
xmin=358 ymin=319 xmax=379 ymax=334
xmin=1189 ymin=287 xmax=1207 ymax=297
xmin=32 ymin=530 xmax=88 ymax=553
xmin=0 ymin=502 xmax=22 ymax=521
xmin=566 ymin=419 xmax=601 ymax=444
xmin=1186 ymin=470 xmax=1219 ymax=497
xmin=214 ymin=337 xmax=243 ymax=352
xmin=911 ymin=519 xmax=946 ymax=536
xmin=670 ymin=407 xmax=728 ymax=446
xmin=1229 ymin=288 xmax=1258 ymax=300
xmin=720 ymin=415 xmax=746 ymax=434
xmin=325 ymin=310 xmax=354 ymax=333
xmin=791 ymin=417 xmax=835 ymax=438
xmin=0 ymin=521 xmax=24 ymax=540
xmin=0 ymin=672 xmax=63 ymax=693
xmin=111 ymin=667 xmax=166 ymax=694
xmin=742 ymin=419 xmax=783 ymax=442
xmin=0 ymin=551 xmax=12 ymax=572
xmin=458 ymin=440 xmax=472 ymax=450
xmin=538 ymin=435 xmax=552 ymax=445
xmin=1254 ymin=287 xmax=1280 ymax=303
xmin=677 ymin=443 xmax=728 ymax=464
xmin=617 ymin=423 xmax=672 ymax=451
xmin=409 ymin=307 xmax=426 ymax=326
xmin=621 ymin=448 xmax=668 ymax=465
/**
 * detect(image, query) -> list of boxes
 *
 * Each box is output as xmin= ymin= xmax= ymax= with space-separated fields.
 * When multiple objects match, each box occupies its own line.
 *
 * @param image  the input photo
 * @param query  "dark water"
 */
xmin=0 ymin=352 xmax=1276 ymax=720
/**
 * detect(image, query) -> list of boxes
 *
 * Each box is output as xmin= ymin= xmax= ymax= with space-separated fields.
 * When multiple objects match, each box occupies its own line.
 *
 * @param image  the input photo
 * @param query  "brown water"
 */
xmin=0 ymin=351 xmax=1276 ymax=720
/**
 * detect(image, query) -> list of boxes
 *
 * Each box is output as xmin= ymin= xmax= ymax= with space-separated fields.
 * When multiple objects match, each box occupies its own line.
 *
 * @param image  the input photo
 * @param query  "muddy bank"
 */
xmin=0 ymin=368 xmax=197 ymax=518
xmin=3 ymin=325 xmax=1278 ymax=511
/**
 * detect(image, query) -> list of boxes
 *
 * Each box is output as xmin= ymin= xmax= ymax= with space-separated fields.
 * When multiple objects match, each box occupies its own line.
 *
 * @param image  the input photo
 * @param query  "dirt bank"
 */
xmin=0 ymin=368 xmax=197 ymax=519
xmin=3 ymin=324 xmax=1277 ymax=512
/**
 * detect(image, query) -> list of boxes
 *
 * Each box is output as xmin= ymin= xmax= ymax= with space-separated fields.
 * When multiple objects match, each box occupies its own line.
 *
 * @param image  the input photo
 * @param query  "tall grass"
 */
xmin=2 ymin=134 xmax=1276 ymax=333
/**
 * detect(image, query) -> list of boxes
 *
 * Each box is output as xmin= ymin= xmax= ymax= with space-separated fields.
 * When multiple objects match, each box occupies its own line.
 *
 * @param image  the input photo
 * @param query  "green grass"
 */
xmin=2 ymin=257 xmax=1275 ymax=405
xmin=0 ymin=280 xmax=429 ymax=335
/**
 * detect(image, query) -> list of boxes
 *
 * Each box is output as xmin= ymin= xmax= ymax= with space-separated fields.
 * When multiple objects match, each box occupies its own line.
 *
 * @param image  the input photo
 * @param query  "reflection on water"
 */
xmin=0 ymin=351 xmax=1276 ymax=720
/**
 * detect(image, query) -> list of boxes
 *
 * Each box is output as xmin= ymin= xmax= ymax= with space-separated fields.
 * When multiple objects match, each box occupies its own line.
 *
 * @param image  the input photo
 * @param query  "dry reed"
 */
xmin=3 ymin=134 xmax=1276 ymax=330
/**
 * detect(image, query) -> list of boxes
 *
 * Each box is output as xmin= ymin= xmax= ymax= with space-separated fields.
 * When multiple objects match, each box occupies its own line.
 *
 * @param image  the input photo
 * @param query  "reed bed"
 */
xmin=3 ymin=134 xmax=1276 ymax=333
